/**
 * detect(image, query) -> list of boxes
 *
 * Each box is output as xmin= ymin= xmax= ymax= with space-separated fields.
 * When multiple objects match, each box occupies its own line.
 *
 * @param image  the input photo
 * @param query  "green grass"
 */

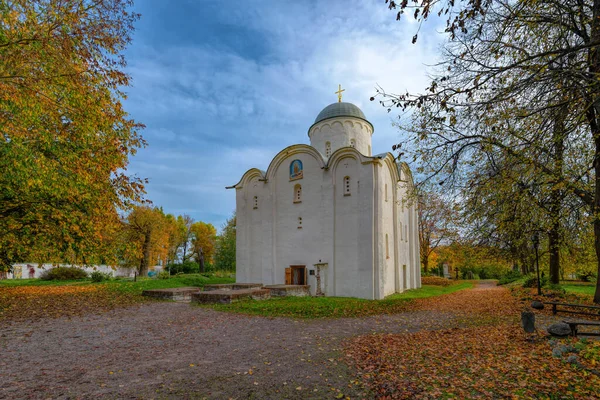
xmin=204 ymin=282 xmax=474 ymax=319
xmin=105 ymin=274 xmax=234 ymax=296
xmin=561 ymin=284 xmax=596 ymax=296
xmin=0 ymin=278 xmax=90 ymax=287
xmin=385 ymin=281 xmax=473 ymax=300
xmin=0 ymin=274 xmax=235 ymax=296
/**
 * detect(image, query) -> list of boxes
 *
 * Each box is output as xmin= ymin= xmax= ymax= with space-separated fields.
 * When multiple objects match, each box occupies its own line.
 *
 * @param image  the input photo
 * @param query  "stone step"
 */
xmin=191 ymin=288 xmax=271 ymax=304
xmin=263 ymin=285 xmax=310 ymax=297
xmin=142 ymin=287 xmax=201 ymax=302
xmin=203 ymin=283 xmax=264 ymax=291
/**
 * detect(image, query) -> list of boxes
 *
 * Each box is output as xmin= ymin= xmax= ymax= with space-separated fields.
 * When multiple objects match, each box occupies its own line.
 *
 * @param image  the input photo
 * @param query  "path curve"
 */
xmin=1 ymin=284 xmax=491 ymax=399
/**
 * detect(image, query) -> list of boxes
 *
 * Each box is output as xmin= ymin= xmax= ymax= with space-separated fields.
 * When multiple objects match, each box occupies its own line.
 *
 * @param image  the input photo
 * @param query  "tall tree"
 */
xmin=165 ymin=214 xmax=193 ymax=265
xmin=0 ymin=0 xmax=145 ymax=269
xmin=122 ymin=206 xmax=170 ymax=276
xmin=417 ymin=186 xmax=458 ymax=273
xmin=179 ymin=214 xmax=194 ymax=263
xmin=380 ymin=0 xmax=600 ymax=301
xmin=190 ymin=222 xmax=216 ymax=273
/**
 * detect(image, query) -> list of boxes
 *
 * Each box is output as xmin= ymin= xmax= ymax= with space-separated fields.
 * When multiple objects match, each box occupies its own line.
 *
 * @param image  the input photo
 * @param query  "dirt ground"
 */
xmin=0 ymin=303 xmax=460 ymax=399
xmin=0 ymin=282 xmax=555 ymax=399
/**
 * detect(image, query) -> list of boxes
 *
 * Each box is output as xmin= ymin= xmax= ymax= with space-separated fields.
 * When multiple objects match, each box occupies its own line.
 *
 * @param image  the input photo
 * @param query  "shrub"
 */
xmin=498 ymin=270 xmax=523 ymax=285
xmin=166 ymin=261 xmax=199 ymax=275
xmin=157 ymin=270 xmax=171 ymax=279
xmin=522 ymin=274 xmax=548 ymax=288
xmin=576 ymin=270 xmax=597 ymax=282
xmin=90 ymin=271 xmax=112 ymax=282
xmin=39 ymin=267 xmax=88 ymax=281
xmin=421 ymin=276 xmax=452 ymax=286
xmin=544 ymin=283 xmax=566 ymax=294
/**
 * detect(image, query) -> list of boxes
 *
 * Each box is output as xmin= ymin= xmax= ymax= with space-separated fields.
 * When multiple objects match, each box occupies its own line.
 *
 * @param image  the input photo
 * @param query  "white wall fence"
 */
xmin=2 ymin=263 xmax=163 ymax=280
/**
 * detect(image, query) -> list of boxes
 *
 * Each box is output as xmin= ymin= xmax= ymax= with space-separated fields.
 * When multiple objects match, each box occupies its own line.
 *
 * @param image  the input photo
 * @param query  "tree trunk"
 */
xmin=593 ymin=128 xmax=600 ymax=302
xmin=199 ymin=250 xmax=205 ymax=273
xmin=139 ymin=232 xmax=151 ymax=277
xmin=548 ymin=226 xmax=560 ymax=284
xmin=590 ymin=0 xmax=600 ymax=304
xmin=548 ymin=103 xmax=565 ymax=285
xmin=422 ymin=255 xmax=429 ymax=274
xmin=182 ymin=240 xmax=188 ymax=263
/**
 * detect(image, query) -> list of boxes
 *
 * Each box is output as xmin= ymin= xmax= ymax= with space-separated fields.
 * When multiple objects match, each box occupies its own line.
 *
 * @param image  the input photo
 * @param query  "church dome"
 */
xmin=313 ymin=102 xmax=370 ymax=126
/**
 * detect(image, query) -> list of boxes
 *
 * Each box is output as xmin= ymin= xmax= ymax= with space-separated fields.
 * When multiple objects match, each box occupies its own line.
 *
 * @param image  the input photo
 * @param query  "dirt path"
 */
xmin=1 ymin=284 xmax=495 ymax=399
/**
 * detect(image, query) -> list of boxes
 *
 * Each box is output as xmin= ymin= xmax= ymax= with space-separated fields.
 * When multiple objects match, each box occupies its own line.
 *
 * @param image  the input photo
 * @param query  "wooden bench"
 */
xmin=544 ymin=301 xmax=600 ymax=317
xmin=562 ymin=320 xmax=600 ymax=337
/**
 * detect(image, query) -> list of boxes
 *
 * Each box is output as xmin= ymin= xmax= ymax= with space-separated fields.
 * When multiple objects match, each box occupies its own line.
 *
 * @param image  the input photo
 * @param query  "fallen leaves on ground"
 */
xmin=0 ymin=285 xmax=143 ymax=322
xmin=420 ymin=276 xmax=453 ymax=286
xmin=412 ymin=283 xmax=522 ymax=326
xmin=345 ymin=324 xmax=600 ymax=399
xmin=345 ymin=283 xmax=600 ymax=399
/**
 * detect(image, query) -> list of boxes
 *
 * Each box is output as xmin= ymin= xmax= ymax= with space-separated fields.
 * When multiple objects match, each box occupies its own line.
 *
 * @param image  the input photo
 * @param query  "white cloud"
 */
xmin=125 ymin=0 xmax=444 ymax=227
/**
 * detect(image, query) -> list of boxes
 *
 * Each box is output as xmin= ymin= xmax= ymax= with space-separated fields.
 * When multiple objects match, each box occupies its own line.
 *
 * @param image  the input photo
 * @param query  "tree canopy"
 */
xmin=0 ymin=0 xmax=145 ymax=269
xmin=380 ymin=0 xmax=600 ymax=302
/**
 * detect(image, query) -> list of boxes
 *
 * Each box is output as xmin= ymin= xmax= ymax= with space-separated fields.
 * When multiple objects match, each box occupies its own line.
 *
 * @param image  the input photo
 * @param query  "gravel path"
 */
xmin=3 ymin=285 xmax=498 ymax=399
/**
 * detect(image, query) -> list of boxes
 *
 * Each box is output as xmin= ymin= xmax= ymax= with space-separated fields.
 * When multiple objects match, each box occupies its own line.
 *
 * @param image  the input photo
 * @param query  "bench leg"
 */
xmin=570 ymin=325 xmax=578 ymax=338
xmin=552 ymin=304 xmax=557 ymax=315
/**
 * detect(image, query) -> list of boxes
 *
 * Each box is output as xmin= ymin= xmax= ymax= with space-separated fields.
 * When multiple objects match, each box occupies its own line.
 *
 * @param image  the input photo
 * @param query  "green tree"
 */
xmin=214 ymin=213 xmax=236 ymax=272
xmin=190 ymin=221 xmax=216 ymax=273
xmin=0 ymin=0 xmax=145 ymax=269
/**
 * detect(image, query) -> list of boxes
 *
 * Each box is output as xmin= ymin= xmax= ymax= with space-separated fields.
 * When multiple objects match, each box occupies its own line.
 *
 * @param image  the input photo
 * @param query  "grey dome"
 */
xmin=313 ymin=102 xmax=370 ymax=125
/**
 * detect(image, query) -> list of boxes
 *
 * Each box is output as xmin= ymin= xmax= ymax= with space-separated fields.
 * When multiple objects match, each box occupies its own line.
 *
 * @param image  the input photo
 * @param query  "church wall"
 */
xmin=395 ymin=181 xmax=409 ymax=290
xmin=309 ymin=118 xmax=373 ymax=157
xmin=376 ymin=163 xmax=397 ymax=298
xmin=332 ymin=155 xmax=374 ymax=299
xmin=393 ymin=169 xmax=421 ymax=292
xmin=235 ymin=174 xmax=272 ymax=284
xmin=410 ymin=200 xmax=422 ymax=288
xmin=271 ymin=152 xmax=333 ymax=291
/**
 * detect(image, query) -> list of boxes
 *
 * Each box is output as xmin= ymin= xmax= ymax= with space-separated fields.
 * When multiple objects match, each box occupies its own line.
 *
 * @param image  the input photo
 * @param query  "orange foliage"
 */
xmin=345 ymin=285 xmax=599 ymax=399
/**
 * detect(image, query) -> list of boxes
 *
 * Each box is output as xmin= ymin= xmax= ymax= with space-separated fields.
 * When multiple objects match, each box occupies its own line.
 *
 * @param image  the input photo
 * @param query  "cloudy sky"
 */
xmin=123 ymin=0 xmax=445 ymax=230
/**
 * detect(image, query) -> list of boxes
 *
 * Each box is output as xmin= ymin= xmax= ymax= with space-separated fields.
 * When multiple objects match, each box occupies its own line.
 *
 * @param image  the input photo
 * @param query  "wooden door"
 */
xmin=285 ymin=268 xmax=292 ymax=285
xmin=289 ymin=265 xmax=306 ymax=285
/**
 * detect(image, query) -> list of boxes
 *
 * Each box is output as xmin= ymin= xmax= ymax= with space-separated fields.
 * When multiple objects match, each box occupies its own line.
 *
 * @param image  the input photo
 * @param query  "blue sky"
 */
xmin=123 ymin=0 xmax=444 ymax=230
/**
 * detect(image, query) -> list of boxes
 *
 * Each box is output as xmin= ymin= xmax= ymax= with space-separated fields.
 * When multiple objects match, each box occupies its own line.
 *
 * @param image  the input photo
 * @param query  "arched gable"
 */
xmin=326 ymin=146 xmax=372 ymax=169
xmin=227 ymin=168 xmax=265 ymax=189
xmin=380 ymin=153 xmax=402 ymax=183
xmin=264 ymin=144 xmax=326 ymax=181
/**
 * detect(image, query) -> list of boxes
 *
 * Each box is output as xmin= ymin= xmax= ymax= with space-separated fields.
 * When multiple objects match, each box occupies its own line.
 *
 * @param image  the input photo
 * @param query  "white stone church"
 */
xmin=229 ymin=89 xmax=420 ymax=300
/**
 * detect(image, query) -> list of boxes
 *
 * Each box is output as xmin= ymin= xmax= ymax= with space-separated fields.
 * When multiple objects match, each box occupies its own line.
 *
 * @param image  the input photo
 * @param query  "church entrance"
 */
xmin=285 ymin=265 xmax=306 ymax=285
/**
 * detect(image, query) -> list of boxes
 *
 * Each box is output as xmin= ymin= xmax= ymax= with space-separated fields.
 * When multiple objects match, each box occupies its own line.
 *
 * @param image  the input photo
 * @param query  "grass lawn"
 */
xmin=204 ymin=281 xmax=474 ymax=319
xmin=104 ymin=274 xmax=234 ymax=296
xmin=561 ymin=283 xmax=596 ymax=296
xmin=0 ymin=273 xmax=235 ymax=291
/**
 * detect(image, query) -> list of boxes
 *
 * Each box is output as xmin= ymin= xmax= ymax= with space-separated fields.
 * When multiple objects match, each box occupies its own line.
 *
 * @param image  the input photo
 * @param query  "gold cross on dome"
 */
xmin=335 ymin=84 xmax=345 ymax=102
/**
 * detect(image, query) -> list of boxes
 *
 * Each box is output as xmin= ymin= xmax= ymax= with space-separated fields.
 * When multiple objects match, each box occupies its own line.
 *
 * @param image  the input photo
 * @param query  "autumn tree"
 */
xmin=417 ymin=185 xmax=458 ymax=273
xmin=379 ymin=0 xmax=600 ymax=301
xmin=214 ymin=213 xmax=236 ymax=272
xmin=122 ymin=206 xmax=171 ymax=276
xmin=0 ymin=0 xmax=145 ymax=269
xmin=190 ymin=221 xmax=216 ymax=273
xmin=165 ymin=214 xmax=194 ymax=264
